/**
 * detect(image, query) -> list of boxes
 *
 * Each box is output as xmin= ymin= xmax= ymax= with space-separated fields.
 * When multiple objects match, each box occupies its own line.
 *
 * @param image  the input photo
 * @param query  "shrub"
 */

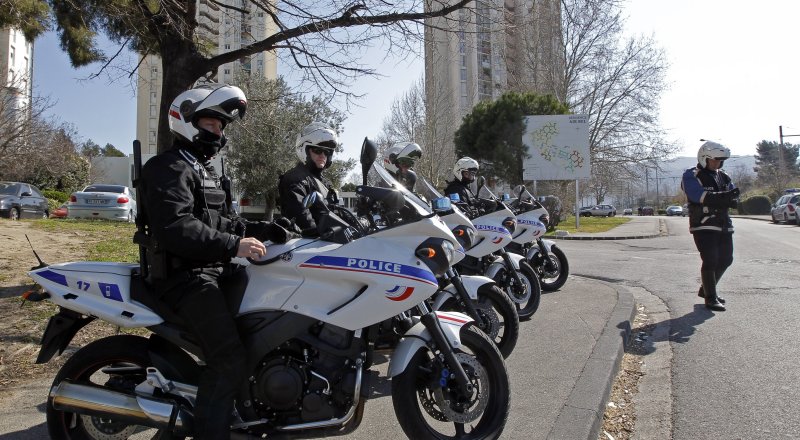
xmin=42 ymin=189 xmax=69 ymax=203
xmin=739 ymin=195 xmax=771 ymax=215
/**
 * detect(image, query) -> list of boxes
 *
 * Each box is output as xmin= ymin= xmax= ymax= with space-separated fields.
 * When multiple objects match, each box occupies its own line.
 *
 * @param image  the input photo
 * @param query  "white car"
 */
xmin=771 ymin=193 xmax=800 ymax=224
xmin=68 ymin=184 xmax=137 ymax=222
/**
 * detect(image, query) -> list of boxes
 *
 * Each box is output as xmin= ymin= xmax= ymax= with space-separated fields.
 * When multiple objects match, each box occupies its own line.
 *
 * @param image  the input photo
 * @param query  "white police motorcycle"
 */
xmin=24 ymin=139 xmax=510 ymax=440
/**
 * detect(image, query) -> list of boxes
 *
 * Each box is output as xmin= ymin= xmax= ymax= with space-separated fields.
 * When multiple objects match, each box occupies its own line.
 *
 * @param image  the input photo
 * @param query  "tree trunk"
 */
xmin=156 ymin=42 xmax=209 ymax=154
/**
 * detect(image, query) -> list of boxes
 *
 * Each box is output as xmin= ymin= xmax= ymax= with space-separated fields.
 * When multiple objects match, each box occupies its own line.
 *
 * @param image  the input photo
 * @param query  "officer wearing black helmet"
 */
xmin=681 ymin=140 xmax=739 ymax=312
xmin=140 ymin=83 xmax=295 ymax=439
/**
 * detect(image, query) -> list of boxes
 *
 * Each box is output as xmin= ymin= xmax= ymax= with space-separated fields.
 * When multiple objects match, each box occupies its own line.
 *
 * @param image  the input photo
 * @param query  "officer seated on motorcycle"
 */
xmin=139 ymin=83 xmax=295 ymax=440
xmin=384 ymin=142 xmax=422 ymax=192
xmin=278 ymin=122 xmax=339 ymax=235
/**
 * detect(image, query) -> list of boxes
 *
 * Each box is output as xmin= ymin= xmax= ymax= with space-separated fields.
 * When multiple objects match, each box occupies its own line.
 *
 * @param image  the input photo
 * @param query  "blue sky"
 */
xmin=31 ymin=0 xmax=800 ymax=161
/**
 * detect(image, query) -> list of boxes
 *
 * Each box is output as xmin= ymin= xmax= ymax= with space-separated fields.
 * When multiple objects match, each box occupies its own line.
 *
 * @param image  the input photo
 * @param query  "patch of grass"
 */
xmin=31 ymin=218 xmax=138 ymax=262
xmin=548 ymin=215 xmax=630 ymax=235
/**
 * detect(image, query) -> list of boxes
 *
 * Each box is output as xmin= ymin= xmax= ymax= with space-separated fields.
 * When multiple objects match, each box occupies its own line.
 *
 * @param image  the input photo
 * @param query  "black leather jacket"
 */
xmin=443 ymin=179 xmax=477 ymax=207
xmin=278 ymin=162 xmax=331 ymax=230
xmin=141 ymin=148 xmax=241 ymax=271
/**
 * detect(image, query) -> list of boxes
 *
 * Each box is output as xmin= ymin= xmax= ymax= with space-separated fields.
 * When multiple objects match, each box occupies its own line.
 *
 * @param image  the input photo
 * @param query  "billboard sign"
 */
xmin=522 ymin=114 xmax=590 ymax=180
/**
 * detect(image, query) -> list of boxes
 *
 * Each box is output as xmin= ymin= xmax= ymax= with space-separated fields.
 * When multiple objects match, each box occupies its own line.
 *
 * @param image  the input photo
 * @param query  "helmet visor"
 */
xmin=309 ymin=146 xmax=334 ymax=156
xmin=397 ymin=157 xmax=416 ymax=167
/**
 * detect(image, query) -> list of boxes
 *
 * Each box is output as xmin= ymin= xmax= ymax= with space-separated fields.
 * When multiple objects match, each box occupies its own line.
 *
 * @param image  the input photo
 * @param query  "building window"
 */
xmin=150 ymin=105 xmax=157 ymax=117
xmin=224 ymin=44 xmax=231 ymax=50
xmin=149 ymin=131 xmax=156 ymax=143
xmin=149 ymin=118 xmax=157 ymax=128
xmin=9 ymin=46 xmax=14 ymax=64
xmin=257 ymin=59 xmax=263 ymax=66
xmin=150 ymin=91 xmax=157 ymax=103
xmin=224 ymin=69 xmax=231 ymax=74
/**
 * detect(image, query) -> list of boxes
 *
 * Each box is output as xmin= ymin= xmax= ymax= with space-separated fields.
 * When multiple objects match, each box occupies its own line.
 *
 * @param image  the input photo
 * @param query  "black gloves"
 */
xmin=247 ymin=221 xmax=299 ymax=244
xmin=704 ymin=188 xmax=740 ymax=209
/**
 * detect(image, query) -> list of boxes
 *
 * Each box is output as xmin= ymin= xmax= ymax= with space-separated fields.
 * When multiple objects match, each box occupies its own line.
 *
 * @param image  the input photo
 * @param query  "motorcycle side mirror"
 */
xmin=360 ymin=137 xmax=378 ymax=186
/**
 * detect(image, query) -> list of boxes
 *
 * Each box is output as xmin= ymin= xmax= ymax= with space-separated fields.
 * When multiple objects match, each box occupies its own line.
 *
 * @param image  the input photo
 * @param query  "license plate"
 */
xmin=86 ymin=199 xmax=108 ymax=205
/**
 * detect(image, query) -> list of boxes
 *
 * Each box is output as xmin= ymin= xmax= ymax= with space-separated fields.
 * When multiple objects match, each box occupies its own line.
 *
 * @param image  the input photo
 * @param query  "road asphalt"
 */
xmin=538 ymin=213 xmax=771 ymax=439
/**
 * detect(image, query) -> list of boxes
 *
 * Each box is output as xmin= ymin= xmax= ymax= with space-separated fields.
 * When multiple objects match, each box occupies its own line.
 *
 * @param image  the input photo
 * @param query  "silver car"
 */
xmin=68 ymin=184 xmax=137 ymax=222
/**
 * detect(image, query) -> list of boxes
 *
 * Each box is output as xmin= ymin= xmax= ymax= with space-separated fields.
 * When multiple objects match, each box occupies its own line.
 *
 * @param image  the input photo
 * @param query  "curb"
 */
xmin=549 ymin=234 xmax=660 ymax=241
xmin=546 ymin=279 xmax=635 ymax=440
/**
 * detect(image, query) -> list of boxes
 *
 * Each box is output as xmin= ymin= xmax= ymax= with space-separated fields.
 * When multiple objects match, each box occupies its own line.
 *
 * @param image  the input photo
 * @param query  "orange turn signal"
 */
xmin=417 ymin=248 xmax=436 ymax=259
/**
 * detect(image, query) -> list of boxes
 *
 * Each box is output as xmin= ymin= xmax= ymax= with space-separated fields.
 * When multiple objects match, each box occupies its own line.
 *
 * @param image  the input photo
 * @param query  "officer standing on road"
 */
xmin=140 ymin=83 xmax=295 ymax=439
xmin=444 ymin=156 xmax=480 ymax=207
xmin=681 ymin=140 xmax=739 ymax=312
xmin=384 ymin=142 xmax=422 ymax=191
xmin=278 ymin=122 xmax=339 ymax=233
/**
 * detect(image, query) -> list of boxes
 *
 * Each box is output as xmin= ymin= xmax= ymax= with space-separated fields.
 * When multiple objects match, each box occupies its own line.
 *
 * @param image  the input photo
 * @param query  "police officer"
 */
xmin=140 ymin=83 xmax=294 ymax=439
xmin=681 ymin=140 xmax=740 ymax=312
xmin=384 ymin=142 xmax=422 ymax=191
xmin=278 ymin=122 xmax=339 ymax=232
xmin=444 ymin=156 xmax=480 ymax=207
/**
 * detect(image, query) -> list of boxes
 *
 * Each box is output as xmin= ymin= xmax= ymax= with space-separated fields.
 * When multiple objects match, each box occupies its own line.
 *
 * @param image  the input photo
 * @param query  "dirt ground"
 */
xmin=0 ymin=220 xmax=123 ymax=392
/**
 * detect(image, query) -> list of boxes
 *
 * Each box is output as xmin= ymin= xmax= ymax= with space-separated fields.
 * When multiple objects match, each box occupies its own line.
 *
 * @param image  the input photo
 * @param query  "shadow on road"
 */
xmin=0 ymin=285 xmax=31 ymax=299
xmin=629 ymin=304 xmax=715 ymax=355
xmin=0 ymin=423 xmax=47 ymax=439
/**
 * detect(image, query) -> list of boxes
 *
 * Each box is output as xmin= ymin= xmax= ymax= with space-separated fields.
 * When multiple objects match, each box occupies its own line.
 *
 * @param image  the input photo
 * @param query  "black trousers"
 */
xmin=692 ymin=231 xmax=734 ymax=273
xmin=156 ymin=266 xmax=247 ymax=440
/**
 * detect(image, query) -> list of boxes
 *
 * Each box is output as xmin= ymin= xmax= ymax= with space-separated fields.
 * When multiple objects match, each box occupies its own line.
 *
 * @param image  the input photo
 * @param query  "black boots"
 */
xmin=700 ymin=269 xmax=726 ymax=311
xmin=697 ymin=285 xmax=726 ymax=304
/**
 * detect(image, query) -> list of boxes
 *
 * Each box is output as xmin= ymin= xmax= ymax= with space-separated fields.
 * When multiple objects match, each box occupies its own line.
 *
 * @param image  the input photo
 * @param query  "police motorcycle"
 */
xmin=443 ymin=177 xmax=542 ymax=321
xmin=24 ymin=139 xmax=510 ymax=440
xmin=355 ymin=166 xmax=519 ymax=359
xmin=506 ymin=185 xmax=570 ymax=292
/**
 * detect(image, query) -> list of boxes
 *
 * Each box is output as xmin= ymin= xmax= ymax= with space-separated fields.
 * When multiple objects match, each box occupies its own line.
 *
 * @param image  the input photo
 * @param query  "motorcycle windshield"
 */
xmin=512 ymin=185 xmax=534 ymax=203
xmin=478 ymin=185 xmax=499 ymax=201
xmin=368 ymin=163 xmax=432 ymax=217
xmin=418 ymin=176 xmax=444 ymax=201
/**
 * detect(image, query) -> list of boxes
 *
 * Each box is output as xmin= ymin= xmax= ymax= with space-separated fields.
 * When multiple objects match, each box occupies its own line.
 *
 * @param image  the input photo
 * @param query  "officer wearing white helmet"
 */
xmin=384 ymin=142 xmax=422 ymax=191
xmin=140 ymin=83 xmax=295 ymax=439
xmin=278 ymin=122 xmax=339 ymax=232
xmin=444 ymin=156 xmax=480 ymax=206
xmin=681 ymin=140 xmax=739 ymax=312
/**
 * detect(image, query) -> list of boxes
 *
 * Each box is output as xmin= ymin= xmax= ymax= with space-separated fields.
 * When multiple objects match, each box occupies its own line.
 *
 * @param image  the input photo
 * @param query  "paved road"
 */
xmin=559 ymin=216 xmax=800 ymax=439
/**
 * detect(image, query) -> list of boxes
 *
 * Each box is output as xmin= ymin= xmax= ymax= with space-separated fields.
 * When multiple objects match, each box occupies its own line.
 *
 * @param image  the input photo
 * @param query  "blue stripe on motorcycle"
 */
xmin=38 ymin=270 xmax=68 ymax=287
xmin=300 ymin=256 xmax=437 ymax=285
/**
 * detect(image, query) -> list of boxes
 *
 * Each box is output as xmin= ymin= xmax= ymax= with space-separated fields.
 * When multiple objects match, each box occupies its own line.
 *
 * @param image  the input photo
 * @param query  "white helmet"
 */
xmin=295 ymin=122 xmax=338 ymax=168
xmin=168 ymin=83 xmax=247 ymax=145
xmin=697 ymin=140 xmax=730 ymax=168
xmin=453 ymin=156 xmax=479 ymax=181
xmin=384 ymin=142 xmax=422 ymax=174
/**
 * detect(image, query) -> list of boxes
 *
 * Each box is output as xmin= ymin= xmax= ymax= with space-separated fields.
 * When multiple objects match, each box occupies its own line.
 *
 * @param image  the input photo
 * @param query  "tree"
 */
xmin=754 ymin=140 xmax=800 ymax=193
xmin=224 ymin=76 xmax=346 ymax=220
xmin=11 ymin=0 xmax=475 ymax=154
xmin=0 ymin=74 xmax=55 ymax=163
xmin=80 ymin=139 xmax=102 ymax=159
xmin=378 ymin=77 xmax=455 ymax=186
xmin=0 ymin=0 xmax=49 ymax=40
xmin=102 ymin=143 xmax=126 ymax=157
xmin=453 ymin=92 xmax=569 ymax=185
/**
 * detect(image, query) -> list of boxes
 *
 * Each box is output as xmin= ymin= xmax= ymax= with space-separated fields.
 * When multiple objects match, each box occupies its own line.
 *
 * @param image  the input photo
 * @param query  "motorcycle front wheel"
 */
xmin=440 ymin=284 xmax=519 ymax=358
xmin=46 ymin=335 xmax=183 ymax=440
xmin=494 ymin=261 xmax=541 ymax=321
xmin=391 ymin=323 xmax=510 ymax=439
xmin=535 ymin=245 xmax=570 ymax=292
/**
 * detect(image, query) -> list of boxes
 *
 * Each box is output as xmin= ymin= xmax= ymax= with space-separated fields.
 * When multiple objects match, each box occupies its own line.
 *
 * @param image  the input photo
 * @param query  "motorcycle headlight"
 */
xmin=451 ymin=225 xmax=475 ymax=250
xmin=415 ymin=237 xmax=454 ymax=277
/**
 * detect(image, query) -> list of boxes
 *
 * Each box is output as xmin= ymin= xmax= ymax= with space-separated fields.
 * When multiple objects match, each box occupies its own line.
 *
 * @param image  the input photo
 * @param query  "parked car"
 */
xmin=623 ymin=208 xmax=633 ymax=215
xmin=238 ymin=193 xmax=267 ymax=220
xmin=640 ymin=206 xmax=655 ymax=216
xmin=0 ymin=181 xmax=49 ymax=220
xmin=770 ymin=193 xmax=800 ymax=224
xmin=51 ymin=203 xmax=69 ymax=219
xmin=68 ymin=184 xmax=136 ymax=222
xmin=666 ymin=205 xmax=683 ymax=216
xmin=581 ymin=204 xmax=616 ymax=217
xmin=578 ymin=206 xmax=593 ymax=216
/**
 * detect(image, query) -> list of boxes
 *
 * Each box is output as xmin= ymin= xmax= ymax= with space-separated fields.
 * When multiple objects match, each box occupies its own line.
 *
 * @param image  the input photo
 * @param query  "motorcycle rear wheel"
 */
xmin=46 ymin=335 xmax=183 ymax=440
xmin=440 ymin=284 xmax=519 ymax=358
xmin=536 ymin=246 xmax=570 ymax=292
xmin=392 ymin=323 xmax=510 ymax=439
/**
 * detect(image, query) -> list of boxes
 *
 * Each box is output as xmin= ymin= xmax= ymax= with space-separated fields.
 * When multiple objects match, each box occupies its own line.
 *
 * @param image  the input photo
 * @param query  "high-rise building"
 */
xmin=136 ymin=1 xmax=278 ymax=154
xmin=0 ymin=27 xmax=34 ymax=115
xmin=424 ymin=0 xmax=562 ymax=153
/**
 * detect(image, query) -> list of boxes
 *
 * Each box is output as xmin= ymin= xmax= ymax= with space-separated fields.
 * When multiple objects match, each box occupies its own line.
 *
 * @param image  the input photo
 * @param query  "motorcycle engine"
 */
xmin=249 ymin=329 xmax=360 ymax=426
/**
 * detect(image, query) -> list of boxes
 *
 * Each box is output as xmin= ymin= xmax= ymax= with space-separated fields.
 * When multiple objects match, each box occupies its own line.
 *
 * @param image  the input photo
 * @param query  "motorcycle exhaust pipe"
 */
xmin=50 ymin=381 xmax=192 ymax=434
